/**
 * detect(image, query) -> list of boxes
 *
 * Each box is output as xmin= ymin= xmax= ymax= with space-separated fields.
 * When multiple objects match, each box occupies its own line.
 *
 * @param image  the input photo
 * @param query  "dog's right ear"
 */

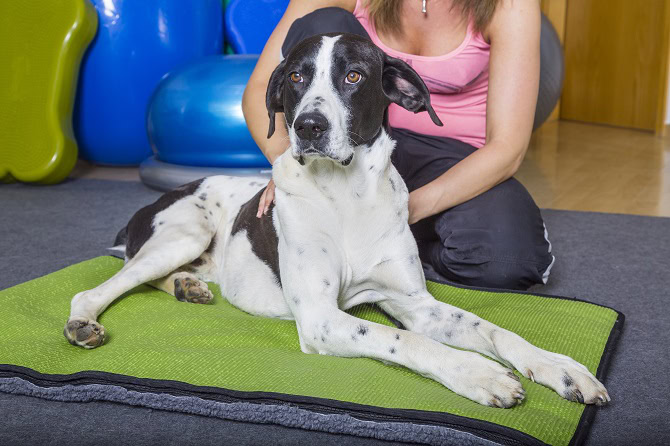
xmin=266 ymin=59 xmax=287 ymax=139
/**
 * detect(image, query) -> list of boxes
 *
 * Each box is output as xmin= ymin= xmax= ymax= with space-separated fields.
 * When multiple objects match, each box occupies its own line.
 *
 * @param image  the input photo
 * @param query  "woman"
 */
xmin=242 ymin=0 xmax=554 ymax=290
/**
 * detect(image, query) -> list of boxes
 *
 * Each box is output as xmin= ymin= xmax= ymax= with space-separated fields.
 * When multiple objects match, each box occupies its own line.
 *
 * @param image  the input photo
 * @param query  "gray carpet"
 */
xmin=1 ymin=178 xmax=669 ymax=445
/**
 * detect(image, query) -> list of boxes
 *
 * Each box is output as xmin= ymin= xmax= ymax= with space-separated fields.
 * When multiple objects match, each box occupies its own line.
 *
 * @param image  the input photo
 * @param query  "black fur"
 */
xmin=122 ymin=179 xmax=205 ymax=260
xmin=231 ymin=189 xmax=281 ymax=283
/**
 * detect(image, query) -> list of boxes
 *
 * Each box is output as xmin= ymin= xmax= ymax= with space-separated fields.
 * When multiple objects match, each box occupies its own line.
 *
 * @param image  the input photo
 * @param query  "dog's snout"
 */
xmin=294 ymin=113 xmax=329 ymax=141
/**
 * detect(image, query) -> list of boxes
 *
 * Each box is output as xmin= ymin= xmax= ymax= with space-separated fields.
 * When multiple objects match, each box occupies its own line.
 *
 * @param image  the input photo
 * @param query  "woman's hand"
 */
xmin=256 ymin=179 xmax=276 ymax=218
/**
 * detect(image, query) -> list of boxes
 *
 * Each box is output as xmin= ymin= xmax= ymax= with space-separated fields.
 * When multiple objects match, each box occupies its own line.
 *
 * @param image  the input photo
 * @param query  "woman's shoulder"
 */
xmin=483 ymin=0 xmax=540 ymax=43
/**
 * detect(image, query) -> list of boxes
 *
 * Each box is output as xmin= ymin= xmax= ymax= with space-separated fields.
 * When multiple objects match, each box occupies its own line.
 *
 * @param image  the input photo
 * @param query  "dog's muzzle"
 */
xmin=293 ymin=112 xmax=353 ymax=166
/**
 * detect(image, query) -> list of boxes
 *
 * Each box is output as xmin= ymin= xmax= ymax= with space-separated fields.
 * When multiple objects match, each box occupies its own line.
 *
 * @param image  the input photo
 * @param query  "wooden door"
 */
xmin=561 ymin=0 xmax=670 ymax=133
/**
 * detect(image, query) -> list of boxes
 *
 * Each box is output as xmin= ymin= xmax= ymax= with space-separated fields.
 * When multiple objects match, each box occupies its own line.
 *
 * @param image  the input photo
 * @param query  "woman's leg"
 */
xmin=281 ymin=8 xmax=370 ymax=57
xmin=391 ymin=128 xmax=554 ymax=291
xmin=423 ymin=178 xmax=555 ymax=290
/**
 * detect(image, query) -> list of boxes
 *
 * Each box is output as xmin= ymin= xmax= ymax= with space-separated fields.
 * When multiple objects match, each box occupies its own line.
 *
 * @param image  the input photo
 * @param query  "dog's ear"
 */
xmin=382 ymin=54 xmax=443 ymax=127
xmin=266 ymin=59 xmax=287 ymax=138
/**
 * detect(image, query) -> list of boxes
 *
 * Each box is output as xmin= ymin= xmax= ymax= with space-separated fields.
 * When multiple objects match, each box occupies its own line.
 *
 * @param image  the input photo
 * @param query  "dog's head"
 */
xmin=266 ymin=33 xmax=443 ymax=166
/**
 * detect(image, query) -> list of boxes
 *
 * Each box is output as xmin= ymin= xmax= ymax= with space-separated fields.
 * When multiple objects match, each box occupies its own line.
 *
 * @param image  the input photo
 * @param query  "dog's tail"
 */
xmin=108 ymin=226 xmax=128 ymax=258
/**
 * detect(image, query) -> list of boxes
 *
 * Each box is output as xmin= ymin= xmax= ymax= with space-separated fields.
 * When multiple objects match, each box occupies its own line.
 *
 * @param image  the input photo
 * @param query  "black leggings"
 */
xmin=282 ymin=8 xmax=554 ymax=290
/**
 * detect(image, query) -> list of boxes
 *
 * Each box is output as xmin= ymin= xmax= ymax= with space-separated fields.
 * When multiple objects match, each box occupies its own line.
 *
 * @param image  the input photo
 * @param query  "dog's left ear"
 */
xmin=265 ymin=59 xmax=287 ymax=138
xmin=382 ymin=54 xmax=443 ymax=127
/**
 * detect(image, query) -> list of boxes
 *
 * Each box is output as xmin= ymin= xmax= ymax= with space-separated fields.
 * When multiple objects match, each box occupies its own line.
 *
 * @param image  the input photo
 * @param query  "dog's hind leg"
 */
xmin=149 ymin=271 xmax=213 ymax=304
xmin=64 ymin=226 xmax=215 ymax=349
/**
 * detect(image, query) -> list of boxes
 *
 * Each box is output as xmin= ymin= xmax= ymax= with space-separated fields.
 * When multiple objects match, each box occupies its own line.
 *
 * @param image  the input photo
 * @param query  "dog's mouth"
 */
xmin=294 ymin=147 xmax=354 ymax=166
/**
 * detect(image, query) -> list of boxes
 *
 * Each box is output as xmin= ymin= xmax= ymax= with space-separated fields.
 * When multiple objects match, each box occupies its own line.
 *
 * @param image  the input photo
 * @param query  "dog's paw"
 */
xmin=521 ymin=350 xmax=610 ymax=405
xmin=174 ymin=277 xmax=213 ymax=304
xmin=447 ymin=355 xmax=526 ymax=408
xmin=64 ymin=317 xmax=105 ymax=349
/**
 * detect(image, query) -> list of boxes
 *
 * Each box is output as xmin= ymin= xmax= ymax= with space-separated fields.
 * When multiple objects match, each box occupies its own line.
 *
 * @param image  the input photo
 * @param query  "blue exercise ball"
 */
xmin=74 ymin=0 xmax=223 ymax=165
xmin=225 ymin=0 xmax=289 ymax=54
xmin=147 ymin=55 xmax=270 ymax=168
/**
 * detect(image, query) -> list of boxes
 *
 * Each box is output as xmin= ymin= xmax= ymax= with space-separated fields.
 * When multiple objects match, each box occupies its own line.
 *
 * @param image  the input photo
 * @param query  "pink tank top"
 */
xmin=354 ymin=0 xmax=490 ymax=148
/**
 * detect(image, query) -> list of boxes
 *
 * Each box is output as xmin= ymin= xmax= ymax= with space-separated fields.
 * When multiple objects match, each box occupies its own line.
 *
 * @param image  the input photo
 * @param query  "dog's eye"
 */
xmin=345 ymin=71 xmax=362 ymax=84
xmin=289 ymin=72 xmax=303 ymax=83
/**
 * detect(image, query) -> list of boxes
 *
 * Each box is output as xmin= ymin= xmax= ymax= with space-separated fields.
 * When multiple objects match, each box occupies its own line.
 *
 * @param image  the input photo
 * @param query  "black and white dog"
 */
xmin=65 ymin=33 xmax=609 ymax=408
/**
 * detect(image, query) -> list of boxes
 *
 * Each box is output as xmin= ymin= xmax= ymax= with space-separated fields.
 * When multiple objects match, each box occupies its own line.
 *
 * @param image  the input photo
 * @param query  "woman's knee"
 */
xmin=282 ymin=8 xmax=370 ymax=57
xmin=426 ymin=239 xmax=554 ymax=290
xmin=426 ymin=179 xmax=555 ymax=290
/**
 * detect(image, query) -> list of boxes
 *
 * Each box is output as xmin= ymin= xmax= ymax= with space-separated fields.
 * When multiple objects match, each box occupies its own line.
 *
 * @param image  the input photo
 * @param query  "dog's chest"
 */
xmin=274 ymin=155 xmax=410 ymax=278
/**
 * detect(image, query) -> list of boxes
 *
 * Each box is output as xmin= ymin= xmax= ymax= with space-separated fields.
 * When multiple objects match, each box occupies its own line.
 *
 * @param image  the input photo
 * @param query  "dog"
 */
xmin=64 ymin=33 xmax=609 ymax=408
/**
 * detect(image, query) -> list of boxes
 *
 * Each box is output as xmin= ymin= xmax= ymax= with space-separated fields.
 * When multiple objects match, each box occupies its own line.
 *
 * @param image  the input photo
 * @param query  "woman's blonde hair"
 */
xmin=366 ymin=0 xmax=499 ymax=35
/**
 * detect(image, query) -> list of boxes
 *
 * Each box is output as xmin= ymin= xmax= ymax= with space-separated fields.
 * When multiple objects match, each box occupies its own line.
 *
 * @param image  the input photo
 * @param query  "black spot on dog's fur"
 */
xmin=231 ymin=188 xmax=280 ymax=283
xmin=198 ymin=193 xmax=207 ymax=201
xmin=395 ymin=334 xmax=400 ymax=340
xmin=472 ymin=321 xmax=480 ymax=327
xmin=389 ymin=347 xmax=396 ymax=354
xmin=195 ymin=203 xmax=205 ymax=210
xmin=323 ymin=279 xmax=331 ymax=287
xmin=452 ymin=312 xmax=464 ymax=321
xmin=205 ymin=237 xmax=217 ymax=254
xmin=357 ymin=325 xmax=368 ymax=336
xmin=562 ymin=374 xmax=574 ymax=388
xmin=216 ymin=202 xmax=221 ymax=207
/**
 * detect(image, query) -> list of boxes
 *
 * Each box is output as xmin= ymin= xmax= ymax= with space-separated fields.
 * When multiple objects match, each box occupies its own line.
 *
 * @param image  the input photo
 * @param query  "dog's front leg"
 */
xmin=278 ymin=242 xmax=524 ymax=408
xmin=381 ymin=292 xmax=611 ymax=405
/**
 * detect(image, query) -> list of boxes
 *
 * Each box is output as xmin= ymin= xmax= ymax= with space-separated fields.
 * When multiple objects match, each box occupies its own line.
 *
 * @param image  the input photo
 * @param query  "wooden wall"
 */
xmin=561 ymin=0 xmax=670 ymax=133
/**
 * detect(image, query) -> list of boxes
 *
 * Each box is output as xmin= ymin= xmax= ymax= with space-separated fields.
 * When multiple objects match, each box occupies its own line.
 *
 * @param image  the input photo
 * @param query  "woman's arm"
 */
xmin=408 ymin=0 xmax=540 ymax=224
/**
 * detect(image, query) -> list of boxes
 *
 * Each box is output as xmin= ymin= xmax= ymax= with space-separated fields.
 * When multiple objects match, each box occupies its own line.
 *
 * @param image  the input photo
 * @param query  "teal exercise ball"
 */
xmin=147 ymin=55 xmax=270 ymax=168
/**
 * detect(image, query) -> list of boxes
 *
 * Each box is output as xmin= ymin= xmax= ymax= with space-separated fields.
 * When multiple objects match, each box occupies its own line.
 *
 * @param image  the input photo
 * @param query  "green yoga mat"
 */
xmin=0 ymin=256 xmax=622 ymax=446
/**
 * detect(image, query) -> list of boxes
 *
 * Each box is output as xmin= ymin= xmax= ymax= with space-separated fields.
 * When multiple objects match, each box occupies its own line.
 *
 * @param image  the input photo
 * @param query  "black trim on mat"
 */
xmin=0 ymin=257 xmax=625 ymax=446
xmin=0 ymin=363 xmax=544 ymax=446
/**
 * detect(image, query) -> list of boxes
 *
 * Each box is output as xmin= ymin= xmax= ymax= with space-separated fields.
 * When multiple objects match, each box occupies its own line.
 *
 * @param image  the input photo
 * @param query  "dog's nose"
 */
xmin=294 ymin=113 xmax=329 ymax=141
